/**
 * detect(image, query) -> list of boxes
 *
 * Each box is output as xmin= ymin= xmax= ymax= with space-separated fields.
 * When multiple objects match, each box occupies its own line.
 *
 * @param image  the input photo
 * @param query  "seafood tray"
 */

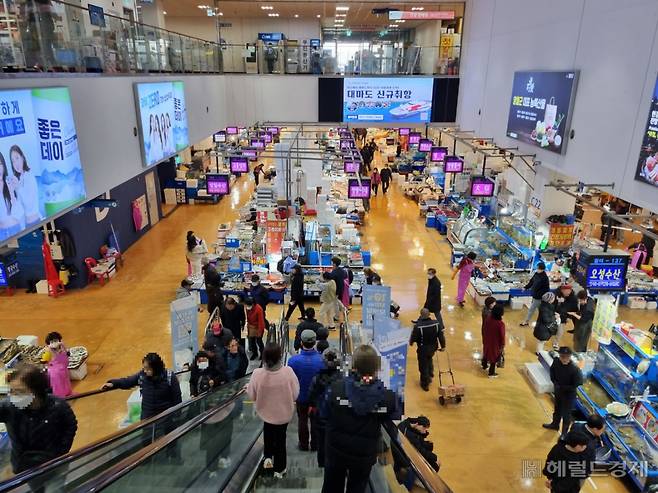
xmin=610 ymin=421 xmax=658 ymax=470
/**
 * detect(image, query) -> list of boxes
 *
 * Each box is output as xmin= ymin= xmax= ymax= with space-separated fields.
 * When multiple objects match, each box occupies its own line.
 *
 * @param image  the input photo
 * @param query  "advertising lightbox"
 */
xmin=506 ymin=71 xmax=578 ymax=154
xmin=635 ymin=74 xmax=658 ymax=188
xmin=135 ymin=81 xmax=189 ymax=167
xmin=398 ymin=128 xmax=410 ymax=136
xmin=226 ymin=126 xmax=238 ymax=135
xmin=343 ymin=78 xmax=433 ymax=123
xmin=0 ymin=87 xmax=87 ymax=245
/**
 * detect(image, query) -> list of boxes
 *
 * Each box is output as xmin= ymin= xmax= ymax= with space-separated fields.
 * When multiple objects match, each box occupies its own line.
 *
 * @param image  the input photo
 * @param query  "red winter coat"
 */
xmin=482 ymin=317 xmax=505 ymax=364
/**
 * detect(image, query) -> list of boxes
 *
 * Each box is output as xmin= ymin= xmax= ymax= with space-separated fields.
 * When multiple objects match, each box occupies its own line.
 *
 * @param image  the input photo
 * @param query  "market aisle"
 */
xmin=0 ymin=174 xmax=268 ymax=450
xmin=360 ymin=162 xmax=631 ymax=492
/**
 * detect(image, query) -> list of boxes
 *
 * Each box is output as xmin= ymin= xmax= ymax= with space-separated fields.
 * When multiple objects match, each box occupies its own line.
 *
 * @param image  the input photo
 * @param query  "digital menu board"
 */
xmin=470 ymin=177 xmax=495 ymax=197
xmin=343 ymin=77 xmax=433 ymax=123
xmin=135 ymin=81 xmax=189 ymax=167
xmin=340 ymin=139 xmax=355 ymax=150
xmin=344 ymin=160 xmax=359 ymax=173
xmin=266 ymin=126 xmax=279 ymax=135
xmin=430 ymin=147 xmax=448 ymax=162
xmin=263 ymin=132 xmax=272 ymax=144
xmin=506 ymin=71 xmax=578 ymax=154
xmin=250 ymin=138 xmax=265 ymax=149
xmin=229 ymin=157 xmax=249 ymax=173
xmin=635 ymin=74 xmax=658 ymax=188
xmin=226 ymin=126 xmax=238 ymax=135
xmin=408 ymin=132 xmax=421 ymax=145
xmin=444 ymin=156 xmax=464 ymax=173
xmin=213 ymin=131 xmax=226 ymax=143
xmin=0 ymin=87 xmax=87 ymax=245
xmin=398 ymin=128 xmax=410 ymax=136
xmin=206 ymin=174 xmax=230 ymax=195
xmin=418 ymin=139 xmax=432 ymax=152
xmin=241 ymin=148 xmax=257 ymax=158
xmin=348 ymin=178 xmax=371 ymax=199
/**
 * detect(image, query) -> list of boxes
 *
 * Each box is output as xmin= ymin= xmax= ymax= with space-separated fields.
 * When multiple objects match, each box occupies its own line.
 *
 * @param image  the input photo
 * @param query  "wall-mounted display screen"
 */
xmin=344 ymin=160 xmax=359 ymax=173
xmin=263 ymin=132 xmax=272 ymax=144
xmin=635 ymin=74 xmax=658 ymax=188
xmin=213 ymin=131 xmax=226 ymax=143
xmin=506 ymin=71 xmax=578 ymax=154
xmin=0 ymin=87 xmax=87 ymax=244
xmin=418 ymin=139 xmax=432 ymax=152
xmin=444 ymin=156 xmax=464 ymax=173
xmin=430 ymin=147 xmax=448 ymax=162
xmin=343 ymin=77 xmax=433 ymax=123
xmin=340 ymin=139 xmax=355 ymax=150
xmin=408 ymin=132 xmax=421 ymax=145
xmin=241 ymin=148 xmax=257 ymax=158
xmin=251 ymin=138 xmax=265 ymax=149
xmin=266 ymin=127 xmax=279 ymax=135
xmin=206 ymin=174 xmax=230 ymax=195
xmin=348 ymin=178 xmax=371 ymax=199
xmin=230 ymin=157 xmax=249 ymax=173
xmin=226 ymin=126 xmax=238 ymax=135
xmin=398 ymin=128 xmax=410 ymax=136
xmin=470 ymin=177 xmax=495 ymax=197
xmin=135 ymin=81 xmax=189 ymax=167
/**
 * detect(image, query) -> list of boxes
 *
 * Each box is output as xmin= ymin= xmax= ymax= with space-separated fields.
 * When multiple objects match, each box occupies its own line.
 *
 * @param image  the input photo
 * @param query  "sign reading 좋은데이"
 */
xmin=170 ymin=294 xmax=199 ymax=372
xmin=343 ymin=78 xmax=433 ymax=124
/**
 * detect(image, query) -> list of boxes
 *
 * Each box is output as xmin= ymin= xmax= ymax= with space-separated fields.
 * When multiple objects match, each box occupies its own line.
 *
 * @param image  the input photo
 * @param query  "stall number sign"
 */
xmin=548 ymin=223 xmax=574 ymax=248
xmin=582 ymin=256 xmax=627 ymax=290
xmin=0 ymin=261 xmax=18 ymax=287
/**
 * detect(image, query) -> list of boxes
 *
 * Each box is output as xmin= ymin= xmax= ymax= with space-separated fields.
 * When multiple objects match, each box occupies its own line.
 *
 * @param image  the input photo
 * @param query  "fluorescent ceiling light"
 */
xmin=395 ymin=19 xmax=405 ymax=23
xmin=411 ymin=6 xmax=425 ymax=11
xmin=260 ymin=5 xmax=273 ymax=10
xmin=268 ymin=13 xmax=279 ymax=17
xmin=335 ymin=13 xmax=346 ymax=17
xmin=316 ymin=14 xmax=321 ymax=18
xmin=335 ymin=6 xmax=350 ymax=11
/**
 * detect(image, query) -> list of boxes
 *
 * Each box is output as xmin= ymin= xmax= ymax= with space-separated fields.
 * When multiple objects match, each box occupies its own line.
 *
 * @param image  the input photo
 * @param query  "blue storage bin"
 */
xmin=321 ymin=253 xmax=332 ymax=265
xmin=362 ymin=251 xmax=371 ymax=266
xmin=308 ymin=251 xmax=320 ymax=265
xmin=425 ymin=215 xmax=437 ymax=228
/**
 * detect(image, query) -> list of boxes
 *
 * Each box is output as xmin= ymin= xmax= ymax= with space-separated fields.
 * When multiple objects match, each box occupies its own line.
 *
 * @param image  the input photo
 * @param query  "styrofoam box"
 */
xmin=35 ymin=280 xmax=49 ymax=294
xmin=628 ymin=297 xmax=647 ymax=309
xmin=16 ymin=335 xmax=38 ymax=346
xmin=525 ymin=362 xmax=554 ymax=394
xmin=510 ymin=297 xmax=526 ymax=310
xmin=647 ymin=301 xmax=658 ymax=310
xmin=69 ymin=361 xmax=87 ymax=381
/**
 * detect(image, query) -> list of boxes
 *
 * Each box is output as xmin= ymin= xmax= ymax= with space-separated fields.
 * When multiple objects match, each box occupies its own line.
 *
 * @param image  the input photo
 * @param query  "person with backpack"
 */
xmin=285 ymin=264 xmax=306 ymax=321
xmin=321 ymin=345 xmax=399 ymax=493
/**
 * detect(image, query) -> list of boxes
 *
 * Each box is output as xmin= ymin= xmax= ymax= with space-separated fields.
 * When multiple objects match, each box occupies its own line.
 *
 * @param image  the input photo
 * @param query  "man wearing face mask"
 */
xmin=189 ymin=351 xmax=222 ymax=397
xmin=0 ymin=363 xmax=77 ymax=474
xmin=424 ymin=268 xmax=442 ymax=321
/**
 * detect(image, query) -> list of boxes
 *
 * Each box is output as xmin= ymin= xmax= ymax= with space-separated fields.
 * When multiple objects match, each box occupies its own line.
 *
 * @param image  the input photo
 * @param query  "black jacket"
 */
xmin=550 ymin=359 xmax=583 ymax=397
xmin=323 ymin=375 xmax=399 ymax=468
xmin=424 ymin=276 xmax=442 ymax=312
xmin=554 ymin=290 xmax=578 ymax=324
xmin=294 ymin=318 xmax=325 ymax=351
xmin=533 ymin=301 xmax=558 ymax=342
xmin=308 ymin=368 xmax=342 ymax=425
xmin=380 ymin=167 xmax=392 ymax=183
xmin=190 ymin=363 xmax=222 ymax=397
xmin=330 ymin=267 xmax=347 ymax=299
xmin=109 ymin=370 xmax=182 ymax=420
xmin=0 ymin=397 xmax=78 ymax=473
xmin=524 ymin=271 xmax=550 ymax=300
xmin=543 ymin=441 xmax=592 ymax=492
xmin=205 ymin=326 xmax=234 ymax=351
xmin=397 ymin=419 xmax=440 ymax=472
xmin=290 ymin=271 xmax=304 ymax=301
xmin=410 ymin=317 xmax=441 ymax=350
xmin=245 ymin=284 xmax=269 ymax=312
xmin=224 ymin=347 xmax=249 ymax=381
xmin=220 ymin=304 xmax=246 ymax=335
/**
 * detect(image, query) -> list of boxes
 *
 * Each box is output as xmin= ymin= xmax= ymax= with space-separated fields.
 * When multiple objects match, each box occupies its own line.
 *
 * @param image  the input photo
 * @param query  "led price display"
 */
xmin=444 ymin=156 xmax=464 ymax=173
xmin=226 ymin=126 xmax=238 ymax=135
xmin=266 ymin=127 xmax=279 ymax=135
xmin=263 ymin=132 xmax=272 ymax=144
xmin=206 ymin=174 xmax=230 ymax=195
xmin=430 ymin=147 xmax=448 ymax=162
xmin=635 ymin=74 xmax=658 ymax=188
xmin=344 ymin=160 xmax=359 ymax=173
xmin=241 ymin=148 xmax=257 ymax=158
xmin=250 ymin=138 xmax=265 ymax=149
xmin=418 ymin=139 xmax=432 ymax=152
xmin=398 ymin=128 xmax=411 ymax=136
xmin=408 ymin=132 xmax=421 ymax=145
xmin=0 ymin=87 xmax=87 ymax=244
xmin=343 ymin=77 xmax=433 ymax=123
xmin=229 ymin=157 xmax=249 ymax=173
xmin=213 ymin=131 xmax=226 ymax=143
xmin=506 ymin=71 xmax=578 ymax=155
xmin=348 ymin=178 xmax=371 ymax=199
xmin=470 ymin=177 xmax=495 ymax=197
xmin=135 ymin=81 xmax=189 ymax=167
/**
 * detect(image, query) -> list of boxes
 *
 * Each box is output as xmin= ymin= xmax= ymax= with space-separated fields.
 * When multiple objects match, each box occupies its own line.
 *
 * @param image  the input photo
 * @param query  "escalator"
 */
xmin=0 ymin=319 xmax=453 ymax=493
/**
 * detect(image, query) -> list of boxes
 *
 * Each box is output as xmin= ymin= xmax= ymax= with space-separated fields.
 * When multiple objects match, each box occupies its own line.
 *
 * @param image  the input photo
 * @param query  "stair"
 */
xmin=252 ymin=413 xmax=325 ymax=493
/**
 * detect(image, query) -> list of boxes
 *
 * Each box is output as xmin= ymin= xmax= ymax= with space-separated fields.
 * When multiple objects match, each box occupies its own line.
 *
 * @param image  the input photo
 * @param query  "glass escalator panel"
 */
xmin=0 ymin=376 xmax=249 ymax=492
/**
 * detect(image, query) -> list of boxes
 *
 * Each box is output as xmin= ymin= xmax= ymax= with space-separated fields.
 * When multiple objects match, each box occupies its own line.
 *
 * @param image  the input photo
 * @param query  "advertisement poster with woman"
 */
xmin=635 ymin=75 xmax=658 ymax=188
xmin=136 ymin=81 xmax=189 ymax=167
xmin=0 ymin=87 xmax=86 ymax=244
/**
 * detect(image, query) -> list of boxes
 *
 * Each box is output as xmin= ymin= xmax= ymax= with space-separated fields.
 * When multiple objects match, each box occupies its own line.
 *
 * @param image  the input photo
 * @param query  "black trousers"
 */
xmin=417 ymin=346 xmax=436 ymax=387
xmin=314 ymin=418 xmax=327 ymax=467
xmin=382 ymin=180 xmax=390 ymax=194
xmin=249 ymin=336 xmax=264 ymax=358
xmin=263 ymin=422 xmax=288 ymax=473
xmin=322 ymin=463 xmax=372 ymax=493
xmin=296 ymin=402 xmax=317 ymax=450
xmin=551 ymin=392 xmax=575 ymax=434
xmin=372 ymin=183 xmax=379 ymax=195
xmin=482 ymin=358 xmax=497 ymax=376
xmin=285 ymin=298 xmax=306 ymax=320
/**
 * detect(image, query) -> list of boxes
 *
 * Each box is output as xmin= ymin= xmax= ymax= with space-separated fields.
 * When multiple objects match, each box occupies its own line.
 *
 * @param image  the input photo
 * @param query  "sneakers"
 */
xmin=218 ymin=457 xmax=232 ymax=469
xmin=274 ymin=469 xmax=287 ymax=479
xmin=488 ymin=373 xmax=499 ymax=378
xmin=263 ymin=457 xmax=273 ymax=470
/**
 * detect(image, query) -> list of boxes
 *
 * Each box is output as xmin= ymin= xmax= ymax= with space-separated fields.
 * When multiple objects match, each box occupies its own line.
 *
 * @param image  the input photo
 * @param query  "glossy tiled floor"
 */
xmin=0 ymin=156 xmax=653 ymax=491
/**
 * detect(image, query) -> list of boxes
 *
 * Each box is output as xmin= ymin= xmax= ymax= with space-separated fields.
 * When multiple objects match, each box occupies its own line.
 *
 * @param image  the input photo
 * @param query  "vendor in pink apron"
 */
xmin=41 ymin=331 xmax=72 ymax=397
xmin=452 ymin=252 xmax=477 ymax=307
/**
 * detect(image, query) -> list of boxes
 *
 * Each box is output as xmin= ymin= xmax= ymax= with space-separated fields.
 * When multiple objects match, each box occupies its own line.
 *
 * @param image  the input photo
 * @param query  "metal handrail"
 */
xmin=0 ymin=372 xmax=248 ymax=492
xmin=70 ymin=388 xmax=249 ymax=493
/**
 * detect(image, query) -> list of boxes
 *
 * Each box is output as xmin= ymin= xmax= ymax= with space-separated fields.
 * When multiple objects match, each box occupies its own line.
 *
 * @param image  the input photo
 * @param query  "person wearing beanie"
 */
xmin=543 ymin=347 xmax=583 ymax=436
xmin=321 ymin=345 xmax=399 ymax=493
xmin=247 ymin=343 xmax=299 ymax=479
xmin=288 ymin=330 xmax=325 ymax=451
xmin=308 ymin=348 xmax=343 ymax=468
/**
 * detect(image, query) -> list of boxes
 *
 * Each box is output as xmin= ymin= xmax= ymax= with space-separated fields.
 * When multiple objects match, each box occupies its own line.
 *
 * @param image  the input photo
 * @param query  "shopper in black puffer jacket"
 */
xmin=533 ymin=292 xmax=559 ymax=355
xmin=0 ymin=364 xmax=78 ymax=474
xmin=103 ymin=353 xmax=182 ymax=420
xmin=285 ymin=264 xmax=306 ymax=321
xmin=294 ymin=308 xmax=326 ymax=352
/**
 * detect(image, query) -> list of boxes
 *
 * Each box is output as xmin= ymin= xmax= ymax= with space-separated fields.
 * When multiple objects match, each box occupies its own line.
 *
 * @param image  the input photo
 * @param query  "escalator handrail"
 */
xmin=383 ymin=421 xmax=453 ymax=493
xmin=0 ymin=372 xmax=250 ymax=492
xmin=71 ymin=388 xmax=249 ymax=493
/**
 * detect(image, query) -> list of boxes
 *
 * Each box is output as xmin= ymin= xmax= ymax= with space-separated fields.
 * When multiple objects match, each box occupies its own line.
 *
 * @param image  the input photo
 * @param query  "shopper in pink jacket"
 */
xmin=247 ymin=343 xmax=299 ymax=478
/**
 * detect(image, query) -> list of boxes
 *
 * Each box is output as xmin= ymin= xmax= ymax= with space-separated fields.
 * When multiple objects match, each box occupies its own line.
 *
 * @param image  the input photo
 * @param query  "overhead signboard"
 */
xmin=573 ymin=249 xmax=629 ymax=292
xmin=506 ymin=71 xmax=579 ymax=155
xmin=389 ymin=11 xmax=455 ymax=20
xmin=635 ymin=74 xmax=658 ymax=188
